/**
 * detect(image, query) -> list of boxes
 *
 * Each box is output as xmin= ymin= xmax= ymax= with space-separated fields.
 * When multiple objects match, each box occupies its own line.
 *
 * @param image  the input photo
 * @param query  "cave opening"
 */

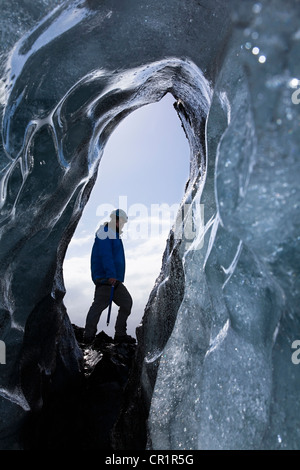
xmin=15 ymin=58 xmax=211 ymax=450
xmin=63 ymin=92 xmax=190 ymax=339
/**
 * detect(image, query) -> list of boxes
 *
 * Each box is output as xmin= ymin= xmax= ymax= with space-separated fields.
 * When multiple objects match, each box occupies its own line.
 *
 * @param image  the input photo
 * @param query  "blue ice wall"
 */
xmin=0 ymin=0 xmax=299 ymax=450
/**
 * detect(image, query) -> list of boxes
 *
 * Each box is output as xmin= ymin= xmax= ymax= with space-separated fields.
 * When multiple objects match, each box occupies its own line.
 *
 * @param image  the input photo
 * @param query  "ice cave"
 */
xmin=0 ymin=0 xmax=299 ymax=450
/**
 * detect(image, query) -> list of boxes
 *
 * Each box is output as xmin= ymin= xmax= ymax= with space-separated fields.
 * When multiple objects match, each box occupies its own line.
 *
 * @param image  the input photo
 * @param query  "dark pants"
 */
xmin=84 ymin=282 xmax=132 ymax=341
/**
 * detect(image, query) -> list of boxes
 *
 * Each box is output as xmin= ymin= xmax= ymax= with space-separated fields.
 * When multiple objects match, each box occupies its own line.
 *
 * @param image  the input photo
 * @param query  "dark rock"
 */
xmin=22 ymin=326 xmax=137 ymax=450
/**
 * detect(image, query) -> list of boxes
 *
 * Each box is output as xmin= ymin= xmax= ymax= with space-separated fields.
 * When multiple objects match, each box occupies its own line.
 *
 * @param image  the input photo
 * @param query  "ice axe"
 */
xmin=106 ymin=285 xmax=114 ymax=326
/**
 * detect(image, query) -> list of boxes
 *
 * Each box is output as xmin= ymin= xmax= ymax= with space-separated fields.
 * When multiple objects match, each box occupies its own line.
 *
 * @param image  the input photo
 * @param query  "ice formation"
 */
xmin=0 ymin=0 xmax=299 ymax=450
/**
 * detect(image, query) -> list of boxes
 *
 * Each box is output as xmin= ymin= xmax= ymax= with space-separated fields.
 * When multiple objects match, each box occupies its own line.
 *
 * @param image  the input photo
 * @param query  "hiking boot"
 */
xmin=114 ymin=334 xmax=136 ymax=344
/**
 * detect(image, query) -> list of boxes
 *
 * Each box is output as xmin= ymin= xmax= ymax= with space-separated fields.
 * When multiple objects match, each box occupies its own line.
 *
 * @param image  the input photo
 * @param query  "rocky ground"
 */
xmin=22 ymin=326 xmax=137 ymax=450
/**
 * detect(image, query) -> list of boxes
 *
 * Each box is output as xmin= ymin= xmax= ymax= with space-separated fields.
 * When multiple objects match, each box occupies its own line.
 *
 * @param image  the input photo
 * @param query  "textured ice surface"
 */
xmin=0 ymin=0 xmax=300 ymax=450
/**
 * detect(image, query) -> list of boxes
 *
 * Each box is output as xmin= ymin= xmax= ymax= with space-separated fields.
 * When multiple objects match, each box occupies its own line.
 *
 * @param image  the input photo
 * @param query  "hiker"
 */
xmin=83 ymin=209 xmax=135 ymax=344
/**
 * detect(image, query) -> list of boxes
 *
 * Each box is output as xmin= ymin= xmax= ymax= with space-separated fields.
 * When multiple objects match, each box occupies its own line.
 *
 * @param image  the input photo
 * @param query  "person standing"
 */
xmin=83 ymin=209 xmax=135 ymax=344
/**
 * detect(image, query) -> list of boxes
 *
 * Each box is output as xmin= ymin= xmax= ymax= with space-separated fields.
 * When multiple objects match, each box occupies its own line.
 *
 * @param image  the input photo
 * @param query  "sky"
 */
xmin=63 ymin=92 xmax=190 ymax=338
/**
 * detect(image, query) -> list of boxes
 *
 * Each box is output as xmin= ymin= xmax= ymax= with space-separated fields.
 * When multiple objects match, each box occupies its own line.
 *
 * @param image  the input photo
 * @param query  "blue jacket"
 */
xmin=90 ymin=223 xmax=125 ymax=283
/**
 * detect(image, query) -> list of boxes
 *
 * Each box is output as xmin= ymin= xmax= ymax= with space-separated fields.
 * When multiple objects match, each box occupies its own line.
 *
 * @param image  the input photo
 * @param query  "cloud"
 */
xmin=68 ymin=234 xmax=94 ymax=247
xmin=63 ymin=254 xmax=94 ymax=324
xmin=125 ymin=238 xmax=164 ymax=299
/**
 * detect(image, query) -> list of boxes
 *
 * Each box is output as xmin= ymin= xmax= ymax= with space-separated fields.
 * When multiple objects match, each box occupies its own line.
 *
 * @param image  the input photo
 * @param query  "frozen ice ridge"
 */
xmin=0 ymin=0 xmax=299 ymax=450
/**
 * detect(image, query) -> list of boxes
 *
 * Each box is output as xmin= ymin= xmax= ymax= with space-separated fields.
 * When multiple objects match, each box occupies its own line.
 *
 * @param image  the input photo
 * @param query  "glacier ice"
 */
xmin=0 ymin=0 xmax=300 ymax=450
